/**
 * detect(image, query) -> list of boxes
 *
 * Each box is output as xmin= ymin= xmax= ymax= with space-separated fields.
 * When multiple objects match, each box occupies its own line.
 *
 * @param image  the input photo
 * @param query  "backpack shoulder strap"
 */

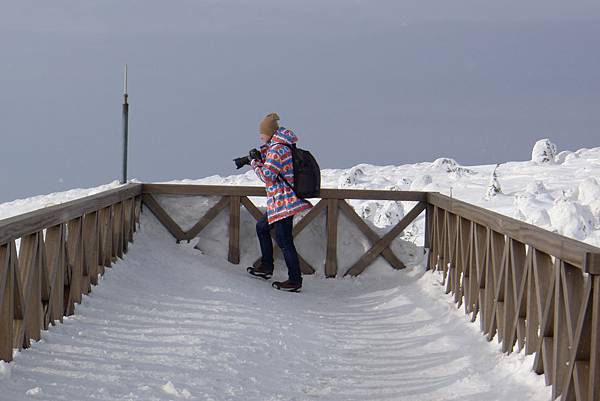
xmin=273 ymin=143 xmax=295 ymax=190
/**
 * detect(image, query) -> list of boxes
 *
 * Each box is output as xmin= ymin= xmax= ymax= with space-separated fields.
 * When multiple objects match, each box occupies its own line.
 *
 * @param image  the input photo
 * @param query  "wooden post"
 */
xmin=65 ymin=218 xmax=84 ymax=315
xmin=228 ymin=196 xmax=241 ymax=264
xmin=325 ymin=199 xmax=339 ymax=278
xmin=589 ymin=274 xmax=600 ymax=401
xmin=18 ymin=233 xmax=43 ymax=342
xmin=83 ymin=212 xmax=99 ymax=288
xmin=425 ymin=203 xmax=433 ymax=270
xmin=45 ymin=224 xmax=66 ymax=325
xmin=10 ymin=240 xmax=29 ymax=350
xmin=0 ymin=244 xmax=13 ymax=361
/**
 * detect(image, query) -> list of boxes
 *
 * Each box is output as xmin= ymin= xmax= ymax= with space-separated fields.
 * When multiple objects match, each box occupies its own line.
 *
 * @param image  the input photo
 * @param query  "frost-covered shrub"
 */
xmin=513 ymin=194 xmax=552 ymax=228
xmin=431 ymin=158 xmax=475 ymax=175
xmin=485 ymin=164 xmax=502 ymax=199
xmin=338 ymin=165 xmax=366 ymax=188
xmin=578 ymin=177 xmax=600 ymax=204
xmin=373 ymin=201 xmax=404 ymax=228
xmin=555 ymin=151 xmax=572 ymax=164
xmin=564 ymin=152 xmax=580 ymax=163
xmin=525 ymin=180 xmax=547 ymax=195
xmin=531 ymin=139 xmax=558 ymax=164
xmin=431 ymin=158 xmax=459 ymax=172
xmin=357 ymin=200 xmax=381 ymax=220
xmin=548 ymin=197 xmax=595 ymax=240
xmin=409 ymin=175 xmax=433 ymax=191
xmin=397 ymin=177 xmax=412 ymax=188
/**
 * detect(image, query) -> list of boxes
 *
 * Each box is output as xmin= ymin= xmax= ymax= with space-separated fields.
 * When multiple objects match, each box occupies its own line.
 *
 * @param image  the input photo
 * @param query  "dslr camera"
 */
xmin=233 ymin=148 xmax=261 ymax=169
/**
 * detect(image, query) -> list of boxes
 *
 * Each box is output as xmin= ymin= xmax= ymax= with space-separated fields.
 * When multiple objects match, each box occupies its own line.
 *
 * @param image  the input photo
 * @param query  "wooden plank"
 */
xmin=113 ymin=202 xmax=124 ymax=259
xmin=436 ymin=206 xmax=447 ymax=273
xmin=184 ymin=197 xmax=230 ymax=240
xmin=525 ymin=248 xmax=540 ymax=355
xmin=490 ymin=231 xmax=507 ymax=342
xmin=425 ymin=204 xmax=433 ymax=251
xmin=0 ymin=184 xmax=142 ymax=245
xmin=465 ymin=222 xmax=478 ymax=317
xmin=583 ymin=252 xmax=600 ymax=275
xmin=427 ymin=205 xmax=438 ymax=270
xmin=513 ymin=242 xmax=529 ymax=352
xmin=141 ymin=194 xmax=186 ymax=241
xmin=502 ymin=239 xmax=524 ymax=353
xmin=0 ymin=244 xmax=13 ymax=362
xmin=65 ymin=218 xmax=83 ymax=315
xmin=45 ymin=224 xmax=66 ymax=325
xmin=562 ymin=276 xmax=592 ymax=401
xmin=18 ymin=233 xmax=43 ymax=342
xmin=125 ymin=197 xmax=135 ymax=244
xmin=142 ymin=183 xmax=428 ymax=201
xmin=553 ymin=261 xmax=570 ymax=398
xmin=573 ymin=361 xmax=590 ymax=401
xmin=134 ymin=196 xmax=142 ymax=230
xmin=228 ymin=196 xmax=241 ymax=264
xmin=481 ymin=228 xmax=495 ymax=335
xmin=472 ymin=223 xmax=486 ymax=324
xmin=37 ymin=230 xmax=51 ymax=330
xmin=10 ymin=240 xmax=29 ymax=350
xmin=533 ymin=261 xmax=557 ymax=378
xmin=240 ymin=196 xmax=263 ymax=221
xmin=542 ymin=337 xmax=555 ymax=385
xmin=325 ymin=199 xmax=339 ymax=278
xmin=83 ymin=212 xmax=98 ymax=288
xmin=344 ymin=202 xmax=426 ymax=277
xmin=589 ymin=275 xmax=600 ymax=401
xmin=561 ymin=263 xmax=585 ymax=349
xmin=338 ymin=200 xmax=405 ymax=270
xmin=98 ymin=207 xmax=112 ymax=268
xmin=428 ymin=192 xmax=600 ymax=270
xmin=454 ymin=216 xmax=469 ymax=306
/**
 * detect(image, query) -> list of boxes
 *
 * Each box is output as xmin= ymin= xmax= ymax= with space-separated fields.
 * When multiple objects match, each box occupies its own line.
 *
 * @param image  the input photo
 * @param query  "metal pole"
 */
xmin=121 ymin=64 xmax=129 ymax=184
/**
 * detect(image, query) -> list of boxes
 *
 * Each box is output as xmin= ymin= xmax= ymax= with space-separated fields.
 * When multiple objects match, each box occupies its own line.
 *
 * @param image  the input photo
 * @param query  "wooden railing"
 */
xmin=142 ymin=184 xmax=427 ymax=277
xmin=427 ymin=192 xmax=600 ymax=401
xmin=0 ymin=183 xmax=142 ymax=362
xmin=144 ymin=184 xmax=600 ymax=400
xmin=2 ymin=182 xmax=600 ymax=400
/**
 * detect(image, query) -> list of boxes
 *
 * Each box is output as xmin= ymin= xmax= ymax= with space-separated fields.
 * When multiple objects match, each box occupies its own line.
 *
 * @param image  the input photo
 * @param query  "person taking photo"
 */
xmin=246 ymin=113 xmax=312 ymax=292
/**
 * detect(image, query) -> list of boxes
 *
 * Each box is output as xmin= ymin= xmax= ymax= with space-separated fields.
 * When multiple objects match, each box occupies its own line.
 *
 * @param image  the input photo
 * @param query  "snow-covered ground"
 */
xmin=1 ymin=139 xmax=597 ymax=400
xmin=169 ymin=139 xmax=600 ymax=248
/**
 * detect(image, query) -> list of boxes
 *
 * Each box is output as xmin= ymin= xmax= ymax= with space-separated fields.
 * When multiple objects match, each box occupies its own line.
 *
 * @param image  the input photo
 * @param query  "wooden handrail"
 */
xmin=427 ymin=192 xmax=600 ymax=270
xmin=142 ymin=183 xmax=427 ymax=201
xmin=0 ymin=183 xmax=142 ymax=245
xmin=146 ymin=183 xmax=600 ymax=400
xmin=3 ymin=182 xmax=600 ymax=400
xmin=0 ymin=184 xmax=142 ymax=363
xmin=426 ymin=194 xmax=600 ymax=401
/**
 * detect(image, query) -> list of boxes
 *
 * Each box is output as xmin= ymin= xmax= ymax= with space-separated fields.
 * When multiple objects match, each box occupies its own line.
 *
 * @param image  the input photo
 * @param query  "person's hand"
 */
xmin=249 ymin=148 xmax=261 ymax=161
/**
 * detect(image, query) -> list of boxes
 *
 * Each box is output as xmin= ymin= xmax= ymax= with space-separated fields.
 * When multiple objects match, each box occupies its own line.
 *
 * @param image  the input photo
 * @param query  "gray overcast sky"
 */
xmin=1 ymin=0 xmax=599 ymax=202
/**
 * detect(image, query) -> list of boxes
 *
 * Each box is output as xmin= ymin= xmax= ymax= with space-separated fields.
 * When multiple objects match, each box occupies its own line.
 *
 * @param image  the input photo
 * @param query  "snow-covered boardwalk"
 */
xmin=0 ymin=215 xmax=548 ymax=401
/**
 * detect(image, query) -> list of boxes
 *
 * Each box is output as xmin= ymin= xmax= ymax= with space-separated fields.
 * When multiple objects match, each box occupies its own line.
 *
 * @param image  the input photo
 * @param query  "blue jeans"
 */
xmin=256 ymin=213 xmax=302 ymax=285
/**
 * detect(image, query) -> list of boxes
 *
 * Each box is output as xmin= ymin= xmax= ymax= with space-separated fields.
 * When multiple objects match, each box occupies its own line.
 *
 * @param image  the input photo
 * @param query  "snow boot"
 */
xmin=272 ymin=280 xmax=302 ymax=292
xmin=247 ymin=266 xmax=273 ymax=280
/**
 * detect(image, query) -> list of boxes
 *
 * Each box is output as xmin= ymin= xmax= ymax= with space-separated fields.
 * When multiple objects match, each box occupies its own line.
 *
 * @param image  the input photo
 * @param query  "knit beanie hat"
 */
xmin=259 ymin=113 xmax=280 ymax=137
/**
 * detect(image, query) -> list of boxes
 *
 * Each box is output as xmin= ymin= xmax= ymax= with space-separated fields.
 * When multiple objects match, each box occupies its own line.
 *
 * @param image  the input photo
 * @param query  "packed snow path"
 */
xmin=0 ymin=215 xmax=549 ymax=401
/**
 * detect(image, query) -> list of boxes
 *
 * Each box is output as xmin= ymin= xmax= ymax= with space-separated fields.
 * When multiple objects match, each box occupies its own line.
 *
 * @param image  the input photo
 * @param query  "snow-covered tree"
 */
xmin=531 ymin=139 xmax=558 ymax=164
xmin=485 ymin=164 xmax=502 ymax=199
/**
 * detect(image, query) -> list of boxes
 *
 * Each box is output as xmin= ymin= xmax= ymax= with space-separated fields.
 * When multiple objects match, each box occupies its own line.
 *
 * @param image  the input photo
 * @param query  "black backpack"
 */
xmin=278 ymin=143 xmax=321 ymax=198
